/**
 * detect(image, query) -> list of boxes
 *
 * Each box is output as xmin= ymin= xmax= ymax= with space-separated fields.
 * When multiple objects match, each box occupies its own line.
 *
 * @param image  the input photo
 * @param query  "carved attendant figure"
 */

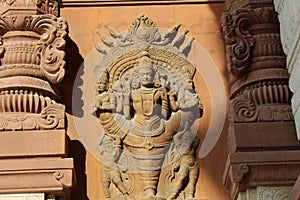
xmin=98 ymin=135 xmax=131 ymax=200
xmin=95 ymin=72 xmax=115 ymax=121
xmin=168 ymin=123 xmax=200 ymax=200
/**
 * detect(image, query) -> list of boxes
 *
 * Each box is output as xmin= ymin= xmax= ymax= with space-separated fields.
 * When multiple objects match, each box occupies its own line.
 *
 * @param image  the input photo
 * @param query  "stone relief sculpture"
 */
xmin=94 ymin=15 xmax=203 ymax=200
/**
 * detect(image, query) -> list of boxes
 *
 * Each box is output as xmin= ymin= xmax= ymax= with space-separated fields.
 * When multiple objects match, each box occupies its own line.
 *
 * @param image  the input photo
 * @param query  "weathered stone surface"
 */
xmin=0 ymin=193 xmax=45 ymax=200
xmin=0 ymin=130 xmax=66 ymax=157
xmin=0 ymin=0 xmax=74 ymax=198
xmin=93 ymin=15 xmax=202 ymax=200
xmin=238 ymin=187 xmax=292 ymax=200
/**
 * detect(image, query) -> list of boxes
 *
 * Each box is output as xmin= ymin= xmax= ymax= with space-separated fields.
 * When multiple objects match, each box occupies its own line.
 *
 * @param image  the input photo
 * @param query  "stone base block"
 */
xmin=0 ymin=158 xmax=74 ymax=195
xmin=0 ymin=130 xmax=66 ymax=158
xmin=228 ymin=122 xmax=300 ymax=152
xmin=223 ymin=151 xmax=300 ymax=199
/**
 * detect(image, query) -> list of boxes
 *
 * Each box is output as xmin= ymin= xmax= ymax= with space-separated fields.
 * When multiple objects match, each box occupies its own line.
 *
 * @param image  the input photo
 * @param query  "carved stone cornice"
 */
xmin=225 ymin=0 xmax=274 ymax=11
xmin=0 ymin=0 xmax=74 ymax=198
xmin=222 ymin=1 xmax=300 ymax=199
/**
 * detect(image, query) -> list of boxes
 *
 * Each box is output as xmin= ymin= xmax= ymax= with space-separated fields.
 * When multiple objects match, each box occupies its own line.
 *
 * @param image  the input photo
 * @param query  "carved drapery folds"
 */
xmin=221 ymin=4 xmax=292 ymax=123
xmin=0 ymin=1 xmax=67 ymax=131
xmin=94 ymin=15 xmax=202 ymax=200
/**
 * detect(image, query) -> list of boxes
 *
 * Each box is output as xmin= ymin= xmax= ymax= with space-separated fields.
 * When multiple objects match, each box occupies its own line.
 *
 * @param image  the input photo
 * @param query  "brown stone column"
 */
xmin=0 ymin=0 xmax=74 ymax=199
xmin=221 ymin=0 xmax=300 ymax=199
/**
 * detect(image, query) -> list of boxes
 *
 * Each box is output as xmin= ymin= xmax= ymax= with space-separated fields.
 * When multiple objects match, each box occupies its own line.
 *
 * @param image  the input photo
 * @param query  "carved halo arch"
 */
xmin=72 ymin=15 xmax=227 ymax=163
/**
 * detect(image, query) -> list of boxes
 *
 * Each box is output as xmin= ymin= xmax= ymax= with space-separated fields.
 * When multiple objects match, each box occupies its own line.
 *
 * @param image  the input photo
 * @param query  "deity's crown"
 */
xmin=138 ymin=55 xmax=157 ymax=72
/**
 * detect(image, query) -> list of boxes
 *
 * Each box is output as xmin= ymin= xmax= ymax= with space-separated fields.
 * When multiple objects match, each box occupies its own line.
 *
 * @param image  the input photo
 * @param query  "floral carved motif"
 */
xmin=0 ymin=14 xmax=67 ymax=84
xmin=221 ymin=9 xmax=256 ymax=77
xmin=0 ymin=104 xmax=64 ymax=131
xmin=258 ymin=187 xmax=291 ymax=200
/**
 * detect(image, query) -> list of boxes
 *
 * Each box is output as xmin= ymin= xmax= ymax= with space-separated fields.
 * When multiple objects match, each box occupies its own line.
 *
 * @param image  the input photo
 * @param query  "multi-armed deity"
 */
xmin=94 ymin=15 xmax=203 ymax=200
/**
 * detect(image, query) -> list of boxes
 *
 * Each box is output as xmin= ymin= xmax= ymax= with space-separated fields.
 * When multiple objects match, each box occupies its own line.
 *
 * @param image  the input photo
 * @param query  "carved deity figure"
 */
xmin=96 ymin=55 xmax=202 ymax=200
xmin=94 ymin=15 xmax=203 ymax=200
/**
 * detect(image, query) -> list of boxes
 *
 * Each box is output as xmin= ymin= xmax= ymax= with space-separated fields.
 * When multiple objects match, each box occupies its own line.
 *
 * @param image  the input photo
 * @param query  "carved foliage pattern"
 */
xmin=0 ymin=104 xmax=64 ymax=131
xmin=258 ymin=187 xmax=291 ymax=200
xmin=231 ymin=81 xmax=293 ymax=122
xmin=221 ymin=9 xmax=256 ymax=77
xmin=221 ymin=7 xmax=279 ymax=77
xmin=222 ymin=6 xmax=292 ymax=123
xmin=0 ymin=14 xmax=67 ymax=84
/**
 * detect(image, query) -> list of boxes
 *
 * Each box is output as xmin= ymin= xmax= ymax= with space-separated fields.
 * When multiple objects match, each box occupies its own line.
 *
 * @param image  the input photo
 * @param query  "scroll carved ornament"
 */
xmin=0 ymin=104 xmax=64 ymax=131
xmin=94 ymin=15 xmax=203 ymax=200
xmin=0 ymin=14 xmax=67 ymax=84
xmin=0 ymin=0 xmax=67 ymax=132
xmin=221 ymin=6 xmax=292 ymax=123
xmin=221 ymin=8 xmax=256 ymax=77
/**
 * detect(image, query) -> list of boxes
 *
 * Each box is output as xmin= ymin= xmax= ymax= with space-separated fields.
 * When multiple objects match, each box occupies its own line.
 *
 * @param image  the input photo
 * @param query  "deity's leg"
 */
xmin=185 ymin=165 xmax=199 ymax=199
xmin=110 ymin=169 xmax=128 ymax=196
xmin=140 ymin=170 xmax=160 ymax=200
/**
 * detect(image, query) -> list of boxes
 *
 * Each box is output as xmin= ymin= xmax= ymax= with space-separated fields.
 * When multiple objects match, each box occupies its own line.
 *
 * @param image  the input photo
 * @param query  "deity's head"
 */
xmin=97 ymin=71 xmax=109 ymax=93
xmin=137 ymin=56 xmax=157 ymax=87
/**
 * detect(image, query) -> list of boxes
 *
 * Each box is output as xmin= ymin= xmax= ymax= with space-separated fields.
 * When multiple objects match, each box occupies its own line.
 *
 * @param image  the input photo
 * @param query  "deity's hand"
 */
xmin=179 ymin=94 xmax=199 ymax=110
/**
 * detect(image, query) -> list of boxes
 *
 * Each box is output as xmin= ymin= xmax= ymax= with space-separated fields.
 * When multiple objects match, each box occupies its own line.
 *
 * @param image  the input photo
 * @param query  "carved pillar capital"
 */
xmin=222 ymin=0 xmax=300 ymax=199
xmin=222 ymin=0 xmax=291 ymax=123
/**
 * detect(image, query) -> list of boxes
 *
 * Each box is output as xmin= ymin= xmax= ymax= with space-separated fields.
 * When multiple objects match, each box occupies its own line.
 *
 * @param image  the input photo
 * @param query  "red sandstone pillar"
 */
xmin=221 ymin=0 xmax=300 ymax=199
xmin=0 ymin=0 xmax=75 ymax=199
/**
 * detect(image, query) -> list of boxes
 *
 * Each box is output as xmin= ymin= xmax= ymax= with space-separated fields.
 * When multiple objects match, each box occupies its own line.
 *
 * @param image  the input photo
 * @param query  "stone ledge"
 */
xmin=0 ymin=193 xmax=45 ymax=200
xmin=228 ymin=122 xmax=300 ymax=152
xmin=61 ymin=0 xmax=225 ymax=7
xmin=0 ymin=130 xmax=66 ymax=158
xmin=0 ymin=158 xmax=74 ymax=195
xmin=223 ymin=151 xmax=300 ymax=199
